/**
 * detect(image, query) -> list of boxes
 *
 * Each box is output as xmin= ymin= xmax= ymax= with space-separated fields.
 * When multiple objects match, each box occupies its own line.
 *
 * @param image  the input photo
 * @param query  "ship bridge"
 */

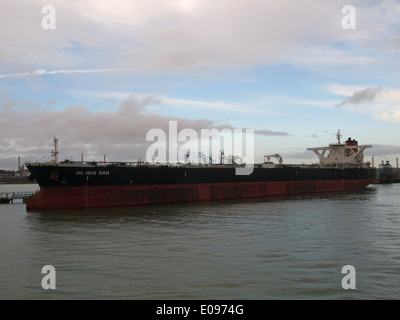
xmin=307 ymin=130 xmax=372 ymax=167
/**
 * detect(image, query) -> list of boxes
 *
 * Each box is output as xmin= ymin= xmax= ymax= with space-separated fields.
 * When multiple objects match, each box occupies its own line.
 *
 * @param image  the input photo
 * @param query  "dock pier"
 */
xmin=0 ymin=192 xmax=36 ymax=204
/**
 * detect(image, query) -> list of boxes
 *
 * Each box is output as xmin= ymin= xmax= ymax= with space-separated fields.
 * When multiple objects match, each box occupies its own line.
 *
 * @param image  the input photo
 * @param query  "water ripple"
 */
xmin=1 ymin=184 xmax=400 ymax=299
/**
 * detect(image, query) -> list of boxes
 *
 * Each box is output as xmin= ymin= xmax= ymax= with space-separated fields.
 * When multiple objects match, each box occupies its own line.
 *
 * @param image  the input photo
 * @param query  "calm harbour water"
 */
xmin=0 ymin=183 xmax=400 ymax=300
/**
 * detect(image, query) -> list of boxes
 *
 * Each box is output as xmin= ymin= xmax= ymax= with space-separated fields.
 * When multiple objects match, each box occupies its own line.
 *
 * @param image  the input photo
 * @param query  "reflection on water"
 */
xmin=1 ymin=184 xmax=400 ymax=299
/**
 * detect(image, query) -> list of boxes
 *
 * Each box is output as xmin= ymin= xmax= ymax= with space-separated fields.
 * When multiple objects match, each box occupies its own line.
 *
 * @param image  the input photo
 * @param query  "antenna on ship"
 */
xmin=336 ymin=130 xmax=342 ymax=144
xmin=51 ymin=137 xmax=59 ymax=164
xmin=184 ymin=150 xmax=190 ymax=164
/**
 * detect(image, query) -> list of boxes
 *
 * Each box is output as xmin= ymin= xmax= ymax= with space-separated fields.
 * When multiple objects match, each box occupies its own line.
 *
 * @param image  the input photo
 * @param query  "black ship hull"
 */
xmin=25 ymin=163 xmax=377 ymax=211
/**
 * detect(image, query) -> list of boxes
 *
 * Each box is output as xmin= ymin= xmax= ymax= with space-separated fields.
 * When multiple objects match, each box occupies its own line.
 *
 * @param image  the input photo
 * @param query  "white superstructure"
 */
xmin=307 ymin=130 xmax=372 ymax=167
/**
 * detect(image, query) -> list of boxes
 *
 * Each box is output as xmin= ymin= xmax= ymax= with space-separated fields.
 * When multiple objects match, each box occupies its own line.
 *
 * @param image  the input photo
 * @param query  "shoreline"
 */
xmin=0 ymin=178 xmax=35 ymax=185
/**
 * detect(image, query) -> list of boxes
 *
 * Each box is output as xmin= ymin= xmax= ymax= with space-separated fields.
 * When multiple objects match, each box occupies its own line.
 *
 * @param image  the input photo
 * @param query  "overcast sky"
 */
xmin=1 ymin=0 xmax=400 ymax=169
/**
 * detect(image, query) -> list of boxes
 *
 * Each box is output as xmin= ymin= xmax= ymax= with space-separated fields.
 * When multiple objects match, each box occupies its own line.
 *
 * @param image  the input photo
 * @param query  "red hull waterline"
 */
xmin=26 ymin=179 xmax=375 ymax=211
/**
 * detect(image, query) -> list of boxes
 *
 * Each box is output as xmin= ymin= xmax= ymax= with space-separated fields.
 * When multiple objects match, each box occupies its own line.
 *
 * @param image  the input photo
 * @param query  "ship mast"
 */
xmin=51 ymin=137 xmax=59 ymax=164
xmin=336 ymin=130 xmax=342 ymax=144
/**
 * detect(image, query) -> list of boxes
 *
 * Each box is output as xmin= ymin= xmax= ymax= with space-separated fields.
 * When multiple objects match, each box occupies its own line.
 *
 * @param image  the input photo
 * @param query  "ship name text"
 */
xmin=74 ymin=170 xmax=110 ymax=176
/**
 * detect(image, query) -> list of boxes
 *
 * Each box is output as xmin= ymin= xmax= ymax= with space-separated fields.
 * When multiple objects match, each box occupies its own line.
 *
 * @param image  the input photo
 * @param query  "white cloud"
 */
xmin=325 ymin=84 xmax=367 ymax=97
xmin=69 ymin=90 xmax=263 ymax=114
xmin=375 ymin=110 xmax=400 ymax=123
xmin=0 ymin=96 xmax=212 ymax=163
xmin=326 ymin=84 xmax=400 ymax=123
xmin=163 ymin=97 xmax=250 ymax=113
xmin=0 ymin=94 xmax=294 ymax=168
xmin=283 ymin=46 xmax=377 ymax=70
xmin=2 ymin=0 xmax=397 ymax=73
xmin=0 ymin=68 xmax=122 ymax=79
xmin=377 ymin=88 xmax=400 ymax=104
xmin=336 ymin=87 xmax=382 ymax=107
xmin=1 ymin=0 xmax=400 ymax=168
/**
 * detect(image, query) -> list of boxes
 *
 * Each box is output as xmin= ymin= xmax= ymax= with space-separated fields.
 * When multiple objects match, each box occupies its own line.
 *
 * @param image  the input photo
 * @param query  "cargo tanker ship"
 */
xmin=25 ymin=131 xmax=377 ymax=211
